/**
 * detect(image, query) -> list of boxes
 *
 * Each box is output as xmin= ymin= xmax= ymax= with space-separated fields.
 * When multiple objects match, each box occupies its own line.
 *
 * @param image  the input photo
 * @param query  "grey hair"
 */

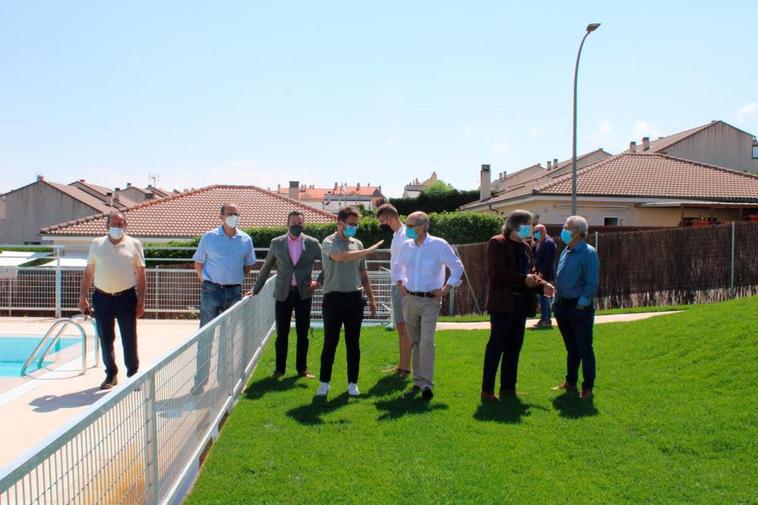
xmin=106 ymin=211 xmax=126 ymax=226
xmin=566 ymin=215 xmax=589 ymax=237
xmin=413 ymin=212 xmax=430 ymax=231
xmin=504 ymin=209 xmax=533 ymax=234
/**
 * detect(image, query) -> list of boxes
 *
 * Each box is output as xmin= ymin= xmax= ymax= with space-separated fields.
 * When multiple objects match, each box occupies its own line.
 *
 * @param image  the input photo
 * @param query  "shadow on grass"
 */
xmin=366 ymin=374 xmax=408 ymax=397
xmin=244 ymin=375 xmax=305 ymax=400
xmin=473 ymin=396 xmax=544 ymax=424
xmin=286 ymin=392 xmax=351 ymax=425
xmin=551 ymin=392 xmax=599 ymax=419
xmin=374 ymin=396 xmax=449 ymax=421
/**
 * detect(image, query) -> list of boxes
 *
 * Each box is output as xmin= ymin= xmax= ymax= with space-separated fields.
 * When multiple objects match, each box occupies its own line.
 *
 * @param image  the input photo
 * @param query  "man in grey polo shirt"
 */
xmin=192 ymin=202 xmax=257 ymax=393
xmin=316 ymin=206 xmax=383 ymax=398
xmin=376 ymin=203 xmax=410 ymax=377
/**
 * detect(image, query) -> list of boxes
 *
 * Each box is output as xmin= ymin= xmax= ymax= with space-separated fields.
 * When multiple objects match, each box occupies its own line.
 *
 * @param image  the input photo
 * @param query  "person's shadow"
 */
xmin=29 ymin=387 xmax=107 ymax=412
xmin=244 ymin=375 xmax=304 ymax=401
xmin=473 ymin=396 xmax=538 ymax=424
xmin=374 ymin=396 xmax=449 ymax=421
xmin=286 ymin=392 xmax=352 ymax=425
xmin=366 ymin=374 xmax=408 ymax=397
xmin=551 ymin=392 xmax=599 ymax=419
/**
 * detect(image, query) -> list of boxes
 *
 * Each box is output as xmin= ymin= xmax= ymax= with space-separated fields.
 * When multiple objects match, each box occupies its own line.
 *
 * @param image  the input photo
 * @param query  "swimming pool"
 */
xmin=0 ymin=336 xmax=81 ymax=377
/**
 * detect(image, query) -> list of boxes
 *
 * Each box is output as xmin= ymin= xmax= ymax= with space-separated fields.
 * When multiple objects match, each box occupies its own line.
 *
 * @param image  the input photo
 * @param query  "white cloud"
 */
xmin=528 ymin=126 xmax=540 ymax=136
xmin=738 ymin=102 xmax=757 ymax=117
xmin=463 ymin=125 xmax=474 ymax=137
xmin=586 ymin=120 xmax=621 ymax=152
xmin=632 ymin=121 xmax=664 ymax=141
xmin=385 ymin=137 xmax=396 ymax=146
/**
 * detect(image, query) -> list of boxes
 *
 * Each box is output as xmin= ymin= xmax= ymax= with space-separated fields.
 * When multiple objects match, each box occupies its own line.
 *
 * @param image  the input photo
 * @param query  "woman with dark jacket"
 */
xmin=481 ymin=210 xmax=554 ymax=401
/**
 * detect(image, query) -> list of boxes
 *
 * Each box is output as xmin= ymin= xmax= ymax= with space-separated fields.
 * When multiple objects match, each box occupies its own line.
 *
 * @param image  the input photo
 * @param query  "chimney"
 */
xmin=126 ymin=182 xmax=132 ymax=188
xmin=106 ymin=191 xmax=113 ymax=207
xmin=356 ymin=182 xmax=361 ymax=190
xmin=480 ymin=164 xmax=491 ymax=201
xmin=642 ymin=137 xmax=650 ymax=151
xmin=629 ymin=141 xmax=637 ymax=153
xmin=288 ymin=181 xmax=299 ymax=200
xmin=547 ymin=161 xmax=552 ymax=169
xmin=553 ymin=158 xmax=558 ymax=167
xmin=79 ymin=179 xmax=85 ymax=183
xmin=36 ymin=175 xmax=45 ymax=182
xmin=113 ymin=188 xmax=121 ymax=203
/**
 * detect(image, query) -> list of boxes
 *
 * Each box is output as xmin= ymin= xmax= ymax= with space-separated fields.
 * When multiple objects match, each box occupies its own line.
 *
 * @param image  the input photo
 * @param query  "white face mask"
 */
xmin=108 ymin=227 xmax=125 ymax=240
xmin=225 ymin=215 xmax=239 ymax=228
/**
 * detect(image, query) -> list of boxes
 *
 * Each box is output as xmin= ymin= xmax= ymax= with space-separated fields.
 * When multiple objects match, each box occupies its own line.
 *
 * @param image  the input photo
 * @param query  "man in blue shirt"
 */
xmin=532 ymin=224 xmax=556 ymax=329
xmin=552 ymin=215 xmax=600 ymax=400
xmin=191 ymin=203 xmax=257 ymax=392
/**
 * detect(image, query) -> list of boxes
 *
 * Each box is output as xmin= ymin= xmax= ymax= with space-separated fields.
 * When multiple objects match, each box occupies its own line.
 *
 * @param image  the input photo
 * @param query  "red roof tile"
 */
xmin=41 ymin=185 xmax=336 ymax=237
xmin=278 ymin=184 xmax=383 ymax=201
xmin=42 ymin=181 xmax=114 ymax=213
xmin=534 ymin=153 xmax=758 ymax=201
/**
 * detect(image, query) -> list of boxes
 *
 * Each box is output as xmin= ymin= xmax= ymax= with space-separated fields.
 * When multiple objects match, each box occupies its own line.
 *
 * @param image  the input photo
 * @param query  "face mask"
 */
xmin=108 ymin=227 xmax=124 ymax=240
xmin=289 ymin=225 xmax=303 ymax=237
xmin=561 ymin=229 xmax=574 ymax=244
xmin=379 ymin=223 xmax=393 ymax=234
xmin=344 ymin=224 xmax=358 ymax=237
xmin=517 ymin=224 xmax=532 ymax=240
xmin=225 ymin=215 xmax=239 ymax=228
xmin=534 ymin=232 xmax=542 ymax=241
xmin=406 ymin=227 xmax=418 ymax=240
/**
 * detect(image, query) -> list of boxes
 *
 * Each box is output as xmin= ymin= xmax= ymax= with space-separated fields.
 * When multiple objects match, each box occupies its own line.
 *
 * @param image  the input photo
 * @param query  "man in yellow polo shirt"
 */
xmin=79 ymin=211 xmax=146 ymax=390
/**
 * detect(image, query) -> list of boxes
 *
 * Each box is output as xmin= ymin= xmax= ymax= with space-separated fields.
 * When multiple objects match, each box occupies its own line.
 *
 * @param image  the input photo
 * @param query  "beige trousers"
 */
xmin=402 ymin=294 xmax=442 ymax=389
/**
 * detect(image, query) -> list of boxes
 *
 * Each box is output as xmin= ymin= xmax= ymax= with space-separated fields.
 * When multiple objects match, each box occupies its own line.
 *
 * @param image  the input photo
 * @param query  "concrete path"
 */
xmin=436 ymin=311 xmax=682 ymax=330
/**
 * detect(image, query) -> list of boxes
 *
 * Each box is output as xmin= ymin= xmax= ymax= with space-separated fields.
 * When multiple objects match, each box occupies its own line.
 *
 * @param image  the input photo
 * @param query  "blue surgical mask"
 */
xmin=560 ymin=229 xmax=573 ymax=244
xmin=406 ymin=226 xmax=418 ymax=240
xmin=108 ymin=227 xmax=124 ymax=240
xmin=517 ymin=224 xmax=532 ymax=240
xmin=534 ymin=232 xmax=542 ymax=241
xmin=344 ymin=224 xmax=358 ymax=237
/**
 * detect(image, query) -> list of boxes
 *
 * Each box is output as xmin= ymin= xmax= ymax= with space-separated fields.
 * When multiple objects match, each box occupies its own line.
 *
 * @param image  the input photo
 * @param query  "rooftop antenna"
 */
xmin=148 ymin=173 xmax=160 ymax=187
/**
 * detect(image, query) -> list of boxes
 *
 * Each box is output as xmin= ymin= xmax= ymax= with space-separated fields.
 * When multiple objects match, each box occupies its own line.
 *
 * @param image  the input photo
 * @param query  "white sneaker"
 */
xmin=347 ymin=383 xmax=360 ymax=396
xmin=315 ymin=382 xmax=330 ymax=397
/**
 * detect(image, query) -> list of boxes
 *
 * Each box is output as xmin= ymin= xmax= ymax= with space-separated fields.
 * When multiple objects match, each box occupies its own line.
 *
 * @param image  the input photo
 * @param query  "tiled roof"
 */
xmin=277 ymin=184 xmax=383 ymax=201
xmin=534 ymin=153 xmax=758 ymax=202
xmin=69 ymin=180 xmax=138 ymax=209
xmin=42 ymin=181 xmax=114 ymax=213
xmin=625 ymin=121 xmax=716 ymax=154
xmin=41 ymin=185 xmax=336 ymax=237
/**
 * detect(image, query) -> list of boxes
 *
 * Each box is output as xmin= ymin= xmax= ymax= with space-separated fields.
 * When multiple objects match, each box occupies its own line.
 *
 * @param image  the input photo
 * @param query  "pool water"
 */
xmin=0 ymin=336 xmax=81 ymax=377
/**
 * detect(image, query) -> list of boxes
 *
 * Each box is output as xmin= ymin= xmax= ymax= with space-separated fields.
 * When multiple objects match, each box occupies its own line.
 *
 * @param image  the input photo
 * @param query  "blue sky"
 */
xmin=1 ymin=1 xmax=756 ymax=198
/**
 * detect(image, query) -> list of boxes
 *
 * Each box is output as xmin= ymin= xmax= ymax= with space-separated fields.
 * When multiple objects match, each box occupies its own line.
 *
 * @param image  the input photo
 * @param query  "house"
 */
xmin=463 ymin=153 xmax=758 ymax=228
xmin=403 ymin=172 xmax=438 ymax=198
xmin=40 ymin=184 xmax=336 ymax=254
xmin=625 ymin=120 xmax=758 ymax=174
xmin=491 ymin=149 xmax=612 ymax=195
xmin=0 ymin=176 xmax=116 ymax=244
xmin=276 ymin=181 xmax=385 ymax=212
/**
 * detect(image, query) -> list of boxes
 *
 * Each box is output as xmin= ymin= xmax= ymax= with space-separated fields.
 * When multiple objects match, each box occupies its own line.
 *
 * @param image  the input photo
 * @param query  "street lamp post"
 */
xmin=571 ymin=22 xmax=601 ymax=216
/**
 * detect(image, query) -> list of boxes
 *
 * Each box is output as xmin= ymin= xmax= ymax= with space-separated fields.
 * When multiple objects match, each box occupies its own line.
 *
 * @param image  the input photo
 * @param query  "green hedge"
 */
xmin=146 ymin=212 xmax=502 ymax=263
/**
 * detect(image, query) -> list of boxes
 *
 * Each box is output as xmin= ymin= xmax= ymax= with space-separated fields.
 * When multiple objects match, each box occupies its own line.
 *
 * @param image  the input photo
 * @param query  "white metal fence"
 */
xmin=0 ymin=277 xmax=277 ymax=505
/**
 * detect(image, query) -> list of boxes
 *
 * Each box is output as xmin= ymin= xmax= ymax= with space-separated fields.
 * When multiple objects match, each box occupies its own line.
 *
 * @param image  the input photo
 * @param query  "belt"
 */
xmin=408 ymin=291 xmax=437 ymax=298
xmin=203 ymin=280 xmax=241 ymax=289
xmin=558 ymin=297 xmax=578 ymax=305
xmin=95 ymin=287 xmax=135 ymax=297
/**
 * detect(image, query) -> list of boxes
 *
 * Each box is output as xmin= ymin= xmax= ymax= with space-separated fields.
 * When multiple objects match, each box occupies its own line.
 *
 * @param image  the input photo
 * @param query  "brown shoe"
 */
xmin=551 ymin=382 xmax=578 ymax=393
xmin=272 ymin=371 xmax=285 ymax=380
xmin=580 ymin=388 xmax=594 ymax=400
xmin=100 ymin=374 xmax=118 ymax=390
xmin=297 ymin=370 xmax=316 ymax=379
xmin=480 ymin=391 xmax=499 ymax=402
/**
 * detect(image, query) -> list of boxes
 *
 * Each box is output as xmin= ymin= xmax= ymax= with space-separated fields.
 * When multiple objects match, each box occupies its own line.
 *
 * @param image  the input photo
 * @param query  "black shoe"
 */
xmin=421 ymin=388 xmax=434 ymax=402
xmin=126 ymin=370 xmax=138 ymax=378
xmin=403 ymin=385 xmax=421 ymax=399
xmin=100 ymin=375 xmax=118 ymax=390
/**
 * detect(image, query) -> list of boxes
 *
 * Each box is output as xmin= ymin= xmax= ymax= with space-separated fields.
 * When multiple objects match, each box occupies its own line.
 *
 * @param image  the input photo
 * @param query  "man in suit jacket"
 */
xmin=249 ymin=211 xmax=322 ymax=379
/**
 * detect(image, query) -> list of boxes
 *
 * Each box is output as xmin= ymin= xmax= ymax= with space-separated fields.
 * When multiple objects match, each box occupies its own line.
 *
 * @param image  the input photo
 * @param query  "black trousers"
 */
xmin=92 ymin=287 xmax=139 ymax=377
xmin=319 ymin=291 xmax=364 ymax=384
xmin=275 ymin=289 xmax=313 ymax=373
xmin=481 ymin=309 xmax=527 ymax=393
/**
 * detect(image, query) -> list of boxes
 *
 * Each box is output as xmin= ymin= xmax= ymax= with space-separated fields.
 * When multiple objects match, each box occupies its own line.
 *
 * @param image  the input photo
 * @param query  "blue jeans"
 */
xmin=553 ymin=300 xmax=596 ymax=390
xmin=538 ymin=294 xmax=553 ymax=323
xmin=195 ymin=282 xmax=242 ymax=390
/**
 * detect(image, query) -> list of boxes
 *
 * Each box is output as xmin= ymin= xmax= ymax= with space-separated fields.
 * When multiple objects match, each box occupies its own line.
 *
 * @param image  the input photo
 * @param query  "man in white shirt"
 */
xmin=376 ymin=203 xmax=410 ymax=377
xmin=391 ymin=211 xmax=464 ymax=401
xmin=78 ymin=211 xmax=146 ymax=390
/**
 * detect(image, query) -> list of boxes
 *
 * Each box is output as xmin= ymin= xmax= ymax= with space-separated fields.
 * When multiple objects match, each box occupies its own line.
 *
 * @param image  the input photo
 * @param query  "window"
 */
xmin=752 ymin=144 xmax=758 ymax=159
xmin=604 ymin=217 xmax=619 ymax=226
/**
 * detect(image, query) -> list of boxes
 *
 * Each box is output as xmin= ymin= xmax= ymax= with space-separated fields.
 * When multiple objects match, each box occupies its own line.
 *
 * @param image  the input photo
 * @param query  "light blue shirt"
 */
xmin=555 ymin=239 xmax=600 ymax=307
xmin=192 ymin=226 xmax=257 ymax=285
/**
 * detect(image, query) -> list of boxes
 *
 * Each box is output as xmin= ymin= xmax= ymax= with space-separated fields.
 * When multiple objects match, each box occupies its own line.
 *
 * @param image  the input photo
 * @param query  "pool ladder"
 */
xmin=20 ymin=314 xmax=100 ymax=377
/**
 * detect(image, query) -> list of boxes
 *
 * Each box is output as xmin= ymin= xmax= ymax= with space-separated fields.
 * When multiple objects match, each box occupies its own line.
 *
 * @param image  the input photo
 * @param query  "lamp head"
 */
xmin=586 ymin=23 xmax=601 ymax=32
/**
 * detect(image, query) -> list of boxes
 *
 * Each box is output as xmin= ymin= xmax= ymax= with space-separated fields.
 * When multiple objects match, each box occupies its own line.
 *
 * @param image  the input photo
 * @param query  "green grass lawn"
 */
xmin=186 ymin=296 xmax=757 ymax=505
xmin=437 ymin=304 xmax=691 ymax=322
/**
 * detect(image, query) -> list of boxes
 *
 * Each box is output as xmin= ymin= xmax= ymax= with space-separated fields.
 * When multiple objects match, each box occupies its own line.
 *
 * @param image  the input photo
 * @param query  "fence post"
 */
xmin=594 ymin=231 xmax=599 ymax=251
xmin=54 ymin=247 xmax=62 ymax=319
xmin=730 ymin=222 xmax=736 ymax=298
xmin=143 ymin=371 xmax=161 ymax=505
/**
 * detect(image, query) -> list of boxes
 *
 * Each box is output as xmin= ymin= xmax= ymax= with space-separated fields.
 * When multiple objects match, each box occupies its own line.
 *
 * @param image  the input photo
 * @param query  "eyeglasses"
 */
xmin=406 ymin=222 xmax=420 ymax=227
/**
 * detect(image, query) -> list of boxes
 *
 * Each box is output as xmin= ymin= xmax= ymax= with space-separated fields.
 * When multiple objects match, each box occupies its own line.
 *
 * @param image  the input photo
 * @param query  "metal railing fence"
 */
xmin=0 ymin=277 xmax=277 ymax=505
